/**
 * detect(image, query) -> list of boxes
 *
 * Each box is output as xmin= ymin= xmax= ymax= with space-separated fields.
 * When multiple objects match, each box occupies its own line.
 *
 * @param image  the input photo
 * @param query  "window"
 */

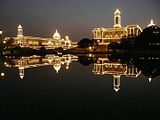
xmin=116 ymin=17 xmax=119 ymax=24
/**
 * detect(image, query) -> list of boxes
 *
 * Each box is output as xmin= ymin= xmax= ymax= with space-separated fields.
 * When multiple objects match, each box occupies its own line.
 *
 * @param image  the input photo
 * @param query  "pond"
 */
xmin=0 ymin=54 xmax=160 ymax=119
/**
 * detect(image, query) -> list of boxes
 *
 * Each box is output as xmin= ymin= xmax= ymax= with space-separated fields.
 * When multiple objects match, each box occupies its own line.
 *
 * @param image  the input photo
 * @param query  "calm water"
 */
xmin=0 ymin=54 xmax=160 ymax=119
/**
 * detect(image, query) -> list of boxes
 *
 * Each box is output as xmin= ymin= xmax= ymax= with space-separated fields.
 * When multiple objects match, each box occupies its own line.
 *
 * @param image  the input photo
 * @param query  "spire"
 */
xmin=113 ymin=9 xmax=122 ymax=28
xmin=114 ymin=9 xmax=121 ymax=15
xmin=148 ymin=19 xmax=155 ymax=27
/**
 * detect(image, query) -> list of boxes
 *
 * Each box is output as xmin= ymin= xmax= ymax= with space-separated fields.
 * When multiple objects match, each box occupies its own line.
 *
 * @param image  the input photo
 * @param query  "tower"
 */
xmin=113 ymin=9 xmax=122 ymax=28
xmin=17 ymin=25 xmax=23 ymax=37
xmin=113 ymin=74 xmax=121 ymax=92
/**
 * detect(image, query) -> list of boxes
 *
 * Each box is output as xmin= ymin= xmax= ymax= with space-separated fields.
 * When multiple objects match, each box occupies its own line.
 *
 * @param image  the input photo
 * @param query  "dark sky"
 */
xmin=0 ymin=0 xmax=160 ymax=41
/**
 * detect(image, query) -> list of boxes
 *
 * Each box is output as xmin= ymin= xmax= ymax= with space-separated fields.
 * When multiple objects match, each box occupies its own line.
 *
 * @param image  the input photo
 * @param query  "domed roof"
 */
xmin=53 ymin=30 xmax=61 ymax=39
xmin=18 ymin=24 xmax=22 ymax=29
xmin=114 ymin=9 xmax=121 ymax=15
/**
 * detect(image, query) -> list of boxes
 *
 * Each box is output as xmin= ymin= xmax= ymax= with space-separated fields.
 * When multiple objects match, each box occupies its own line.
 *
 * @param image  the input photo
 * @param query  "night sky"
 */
xmin=0 ymin=0 xmax=160 ymax=41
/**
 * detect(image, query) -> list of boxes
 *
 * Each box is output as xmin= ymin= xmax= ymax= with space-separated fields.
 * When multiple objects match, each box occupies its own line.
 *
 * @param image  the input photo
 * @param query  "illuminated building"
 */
xmin=92 ymin=58 xmax=141 ymax=92
xmin=92 ymin=9 xmax=142 ymax=48
xmin=4 ymin=25 xmax=73 ymax=49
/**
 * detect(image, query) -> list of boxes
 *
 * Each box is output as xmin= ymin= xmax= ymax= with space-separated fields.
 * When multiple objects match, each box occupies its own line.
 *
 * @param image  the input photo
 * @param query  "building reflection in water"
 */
xmin=4 ymin=55 xmax=78 ymax=79
xmin=92 ymin=57 xmax=141 ymax=92
xmin=3 ymin=54 xmax=160 ymax=92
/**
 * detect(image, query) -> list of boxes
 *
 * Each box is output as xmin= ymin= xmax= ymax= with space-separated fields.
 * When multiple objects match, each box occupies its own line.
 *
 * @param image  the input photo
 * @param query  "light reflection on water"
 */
xmin=0 ymin=54 xmax=160 ymax=119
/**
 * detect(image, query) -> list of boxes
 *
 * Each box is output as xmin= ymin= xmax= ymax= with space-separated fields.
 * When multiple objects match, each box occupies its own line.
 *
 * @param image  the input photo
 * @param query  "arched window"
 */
xmin=116 ymin=17 xmax=119 ymax=24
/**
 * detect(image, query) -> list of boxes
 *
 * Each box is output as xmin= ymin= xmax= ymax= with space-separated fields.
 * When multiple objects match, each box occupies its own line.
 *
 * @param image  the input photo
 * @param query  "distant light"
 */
xmin=89 ymin=54 xmax=92 ymax=57
xmin=3 ymin=41 xmax=6 ymax=44
xmin=1 ymin=72 xmax=5 ymax=77
xmin=89 ymin=46 xmax=92 ymax=50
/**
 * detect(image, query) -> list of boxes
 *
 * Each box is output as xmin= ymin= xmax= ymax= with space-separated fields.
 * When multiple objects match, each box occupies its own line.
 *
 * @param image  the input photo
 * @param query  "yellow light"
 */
xmin=3 ymin=41 xmax=6 ymax=44
xmin=89 ymin=54 xmax=92 ymax=57
xmin=89 ymin=46 xmax=92 ymax=50
xmin=1 ymin=72 xmax=5 ymax=77
xmin=0 ymin=31 xmax=2 ymax=35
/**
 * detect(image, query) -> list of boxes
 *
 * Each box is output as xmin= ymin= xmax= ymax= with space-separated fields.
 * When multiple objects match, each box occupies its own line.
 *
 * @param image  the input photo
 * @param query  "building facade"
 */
xmin=92 ymin=9 xmax=142 ymax=47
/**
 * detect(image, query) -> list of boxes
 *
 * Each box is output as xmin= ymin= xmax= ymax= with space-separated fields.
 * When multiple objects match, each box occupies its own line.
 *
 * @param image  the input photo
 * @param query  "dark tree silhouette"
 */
xmin=78 ymin=38 xmax=92 ymax=48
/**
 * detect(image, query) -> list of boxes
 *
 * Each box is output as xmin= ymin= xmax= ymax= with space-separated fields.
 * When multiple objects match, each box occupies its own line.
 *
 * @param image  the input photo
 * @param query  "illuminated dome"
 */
xmin=53 ymin=30 xmax=61 ymax=40
xmin=114 ymin=9 xmax=121 ymax=15
xmin=18 ymin=24 xmax=22 ymax=29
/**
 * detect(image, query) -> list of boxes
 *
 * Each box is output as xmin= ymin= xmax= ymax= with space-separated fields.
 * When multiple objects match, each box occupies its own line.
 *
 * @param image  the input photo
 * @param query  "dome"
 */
xmin=114 ymin=9 xmax=121 ymax=15
xmin=53 ymin=30 xmax=61 ymax=40
xmin=18 ymin=24 xmax=22 ymax=29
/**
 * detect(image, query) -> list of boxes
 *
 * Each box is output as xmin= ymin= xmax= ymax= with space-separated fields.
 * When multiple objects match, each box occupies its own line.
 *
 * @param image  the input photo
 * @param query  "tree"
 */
xmin=78 ymin=38 xmax=91 ymax=48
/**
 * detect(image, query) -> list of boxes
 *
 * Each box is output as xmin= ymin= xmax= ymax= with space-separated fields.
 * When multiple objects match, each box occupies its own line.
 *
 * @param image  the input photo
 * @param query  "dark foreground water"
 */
xmin=0 ymin=55 xmax=160 ymax=120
